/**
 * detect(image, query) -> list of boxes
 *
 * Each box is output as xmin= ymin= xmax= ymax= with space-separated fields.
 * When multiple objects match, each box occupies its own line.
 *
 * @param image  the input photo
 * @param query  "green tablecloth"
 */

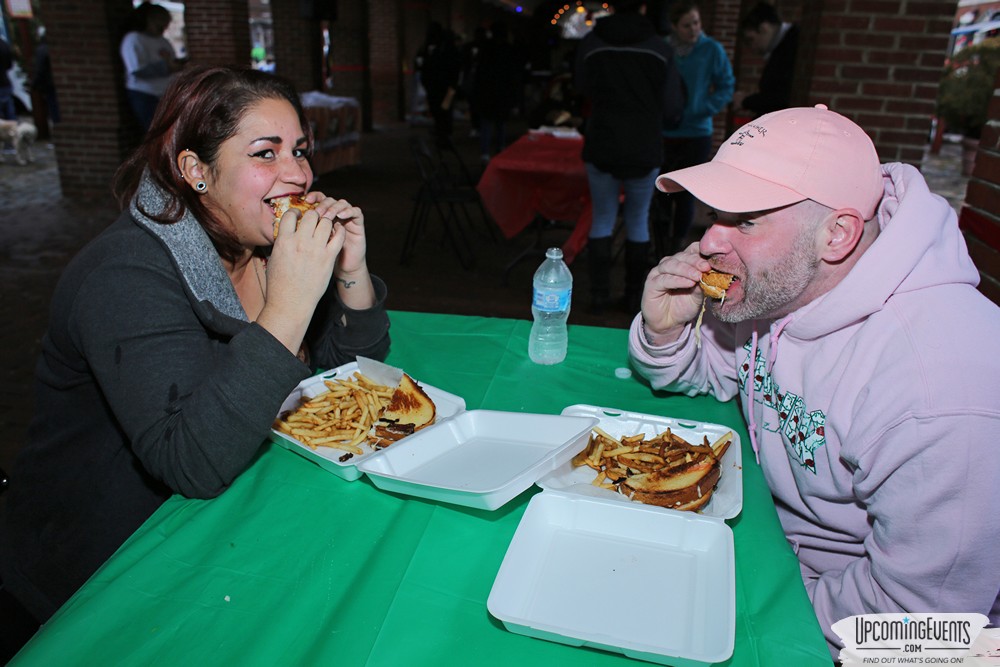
xmin=12 ymin=311 xmax=832 ymax=666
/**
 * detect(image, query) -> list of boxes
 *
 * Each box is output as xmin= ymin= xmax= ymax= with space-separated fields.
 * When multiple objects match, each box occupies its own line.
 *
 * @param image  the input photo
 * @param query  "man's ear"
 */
xmin=176 ymin=150 xmax=207 ymax=191
xmin=820 ymin=208 xmax=866 ymax=263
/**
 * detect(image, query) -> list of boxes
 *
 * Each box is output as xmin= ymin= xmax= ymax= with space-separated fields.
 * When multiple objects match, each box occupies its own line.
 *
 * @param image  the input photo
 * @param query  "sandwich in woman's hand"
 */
xmin=270 ymin=194 xmax=316 ymax=238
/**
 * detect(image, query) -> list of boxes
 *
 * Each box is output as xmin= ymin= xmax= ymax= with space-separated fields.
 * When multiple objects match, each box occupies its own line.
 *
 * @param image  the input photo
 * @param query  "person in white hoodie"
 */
xmin=629 ymin=105 xmax=1000 ymax=659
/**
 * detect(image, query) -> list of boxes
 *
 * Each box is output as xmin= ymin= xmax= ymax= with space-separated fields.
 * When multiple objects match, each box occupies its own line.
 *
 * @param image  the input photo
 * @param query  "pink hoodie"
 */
xmin=629 ymin=163 xmax=1000 ymax=656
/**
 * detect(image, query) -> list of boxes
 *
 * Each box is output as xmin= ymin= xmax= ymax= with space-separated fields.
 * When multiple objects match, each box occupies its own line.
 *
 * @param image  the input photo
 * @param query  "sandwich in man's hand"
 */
xmin=694 ymin=270 xmax=735 ymax=348
xmin=700 ymin=270 xmax=735 ymax=301
xmin=270 ymin=194 xmax=316 ymax=238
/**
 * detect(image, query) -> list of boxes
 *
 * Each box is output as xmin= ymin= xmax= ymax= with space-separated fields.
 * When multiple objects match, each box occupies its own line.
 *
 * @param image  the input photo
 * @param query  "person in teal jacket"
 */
xmin=654 ymin=1 xmax=734 ymax=255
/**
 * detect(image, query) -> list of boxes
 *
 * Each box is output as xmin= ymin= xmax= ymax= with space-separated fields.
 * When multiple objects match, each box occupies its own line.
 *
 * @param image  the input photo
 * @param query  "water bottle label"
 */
xmin=533 ymin=287 xmax=572 ymax=312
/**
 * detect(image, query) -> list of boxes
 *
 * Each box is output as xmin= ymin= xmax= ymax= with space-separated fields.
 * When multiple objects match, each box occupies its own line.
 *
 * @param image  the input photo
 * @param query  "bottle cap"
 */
xmin=545 ymin=247 xmax=563 ymax=260
xmin=614 ymin=367 xmax=632 ymax=379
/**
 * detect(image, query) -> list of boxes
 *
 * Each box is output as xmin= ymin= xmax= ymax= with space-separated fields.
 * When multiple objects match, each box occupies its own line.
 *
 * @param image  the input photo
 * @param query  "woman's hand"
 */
xmin=640 ymin=243 xmax=712 ymax=345
xmin=256 ymin=197 xmax=346 ymax=355
xmin=309 ymin=193 xmax=376 ymax=311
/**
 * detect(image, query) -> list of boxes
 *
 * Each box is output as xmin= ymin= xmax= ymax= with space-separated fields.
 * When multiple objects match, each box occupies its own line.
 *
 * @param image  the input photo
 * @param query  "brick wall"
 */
xmin=807 ymin=0 xmax=955 ymax=165
xmin=959 ymin=67 xmax=1000 ymax=306
xmin=718 ymin=1 xmax=954 ymax=167
xmin=185 ymin=1 xmax=251 ymax=69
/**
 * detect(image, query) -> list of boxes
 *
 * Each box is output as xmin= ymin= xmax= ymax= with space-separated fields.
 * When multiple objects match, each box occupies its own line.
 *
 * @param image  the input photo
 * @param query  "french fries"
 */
xmin=572 ymin=427 xmax=733 ymax=512
xmin=272 ymin=372 xmax=395 ymax=456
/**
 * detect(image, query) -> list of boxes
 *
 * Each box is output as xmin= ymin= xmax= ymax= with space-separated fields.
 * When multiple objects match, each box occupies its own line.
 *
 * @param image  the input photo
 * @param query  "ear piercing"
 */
xmin=195 ymin=181 xmax=207 ymax=192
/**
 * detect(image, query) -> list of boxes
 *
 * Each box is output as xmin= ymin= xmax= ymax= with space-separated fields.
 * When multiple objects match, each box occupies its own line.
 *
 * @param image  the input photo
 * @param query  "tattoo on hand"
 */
xmin=336 ymin=277 xmax=357 ymax=289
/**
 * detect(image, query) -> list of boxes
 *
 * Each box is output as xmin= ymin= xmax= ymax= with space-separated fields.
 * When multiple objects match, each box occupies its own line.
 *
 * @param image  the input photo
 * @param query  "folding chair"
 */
xmin=401 ymin=135 xmax=487 ymax=269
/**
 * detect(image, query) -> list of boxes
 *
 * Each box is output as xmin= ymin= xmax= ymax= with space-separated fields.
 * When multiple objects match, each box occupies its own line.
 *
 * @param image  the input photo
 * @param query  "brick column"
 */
xmin=41 ymin=0 xmax=135 ymax=200
xmin=269 ymin=0 xmax=323 ymax=92
xmin=959 ymin=67 xmax=1000 ymax=306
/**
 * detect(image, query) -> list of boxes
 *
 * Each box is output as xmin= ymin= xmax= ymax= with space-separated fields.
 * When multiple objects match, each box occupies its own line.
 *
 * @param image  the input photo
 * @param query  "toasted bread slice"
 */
xmin=620 ymin=465 xmax=721 ymax=510
xmin=700 ymin=270 xmax=735 ymax=300
xmin=270 ymin=195 xmax=315 ymax=237
xmin=380 ymin=373 xmax=435 ymax=430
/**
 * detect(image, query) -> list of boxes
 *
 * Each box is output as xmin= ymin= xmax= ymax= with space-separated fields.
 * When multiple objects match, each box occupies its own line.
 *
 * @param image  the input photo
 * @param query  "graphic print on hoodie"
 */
xmin=738 ymin=339 xmax=826 ymax=474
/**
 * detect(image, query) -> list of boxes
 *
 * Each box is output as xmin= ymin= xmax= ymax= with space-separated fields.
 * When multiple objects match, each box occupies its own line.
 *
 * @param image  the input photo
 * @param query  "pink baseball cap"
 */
xmin=656 ymin=105 xmax=884 ymax=218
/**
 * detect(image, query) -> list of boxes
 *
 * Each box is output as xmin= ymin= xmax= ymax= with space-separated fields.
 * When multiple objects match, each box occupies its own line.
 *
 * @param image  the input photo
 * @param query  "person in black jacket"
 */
xmin=0 ymin=66 xmax=391 ymax=648
xmin=733 ymin=2 xmax=800 ymax=117
xmin=415 ymin=22 xmax=461 ymax=147
xmin=576 ymin=0 xmax=684 ymax=315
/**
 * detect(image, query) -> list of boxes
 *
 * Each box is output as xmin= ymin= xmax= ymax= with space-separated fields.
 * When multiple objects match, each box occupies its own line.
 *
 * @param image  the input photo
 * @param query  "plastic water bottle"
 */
xmin=529 ymin=247 xmax=572 ymax=365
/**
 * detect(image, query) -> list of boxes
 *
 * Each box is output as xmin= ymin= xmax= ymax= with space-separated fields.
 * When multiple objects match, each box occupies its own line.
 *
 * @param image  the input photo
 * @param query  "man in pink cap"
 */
xmin=629 ymin=105 xmax=1000 ymax=658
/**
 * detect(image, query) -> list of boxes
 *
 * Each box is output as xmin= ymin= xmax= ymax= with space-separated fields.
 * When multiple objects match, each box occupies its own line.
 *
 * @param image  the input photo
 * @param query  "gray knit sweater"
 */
xmin=0 ymin=175 xmax=391 ymax=621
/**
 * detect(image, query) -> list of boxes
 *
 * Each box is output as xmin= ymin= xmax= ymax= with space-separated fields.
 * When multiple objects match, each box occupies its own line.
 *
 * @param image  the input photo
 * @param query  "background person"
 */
xmin=0 ymin=66 xmax=390 ymax=652
xmin=630 ymin=105 xmax=1000 ymax=658
xmin=575 ymin=0 xmax=685 ymax=315
xmin=31 ymin=27 xmax=60 ymax=136
xmin=732 ymin=2 xmax=799 ymax=117
xmin=119 ymin=2 xmax=184 ymax=132
xmin=473 ymin=21 xmax=524 ymax=162
xmin=414 ymin=22 xmax=461 ymax=148
xmin=654 ymin=0 xmax=734 ymax=255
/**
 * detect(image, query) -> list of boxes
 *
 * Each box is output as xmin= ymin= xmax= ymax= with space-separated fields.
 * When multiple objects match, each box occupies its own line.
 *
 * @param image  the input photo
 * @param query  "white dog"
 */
xmin=0 ymin=120 xmax=37 ymax=165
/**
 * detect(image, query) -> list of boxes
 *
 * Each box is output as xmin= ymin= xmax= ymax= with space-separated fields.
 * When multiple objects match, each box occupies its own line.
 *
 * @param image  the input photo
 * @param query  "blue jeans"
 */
xmin=585 ymin=163 xmax=658 ymax=243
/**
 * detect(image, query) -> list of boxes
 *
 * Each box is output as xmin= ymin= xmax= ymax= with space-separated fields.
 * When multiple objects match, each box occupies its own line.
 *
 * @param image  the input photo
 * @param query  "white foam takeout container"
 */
xmin=269 ymin=360 xmax=466 ymax=481
xmin=536 ymin=404 xmax=743 ymax=520
xmin=487 ymin=490 xmax=735 ymax=666
xmin=356 ymin=410 xmax=599 ymax=511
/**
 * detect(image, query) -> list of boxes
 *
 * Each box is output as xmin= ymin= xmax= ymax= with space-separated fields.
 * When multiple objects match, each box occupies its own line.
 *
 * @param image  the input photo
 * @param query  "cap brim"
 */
xmin=656 ymin=161 xmax=807 ymax=213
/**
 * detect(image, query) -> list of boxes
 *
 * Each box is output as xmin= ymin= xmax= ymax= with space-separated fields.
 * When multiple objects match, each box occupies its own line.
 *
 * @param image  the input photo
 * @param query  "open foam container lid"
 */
xmin=488 ymin=490 xmax=735 ymax=666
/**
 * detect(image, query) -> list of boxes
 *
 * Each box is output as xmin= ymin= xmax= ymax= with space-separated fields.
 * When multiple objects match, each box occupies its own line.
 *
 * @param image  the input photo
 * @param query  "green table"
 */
xmin=11 ymin=311 xmax=831 ymax=666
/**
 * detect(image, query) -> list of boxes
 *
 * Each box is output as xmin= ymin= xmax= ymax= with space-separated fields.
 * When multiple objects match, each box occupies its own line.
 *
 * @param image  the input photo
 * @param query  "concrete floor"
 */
xmin=0 ymin=118 xmax=970 ymax=506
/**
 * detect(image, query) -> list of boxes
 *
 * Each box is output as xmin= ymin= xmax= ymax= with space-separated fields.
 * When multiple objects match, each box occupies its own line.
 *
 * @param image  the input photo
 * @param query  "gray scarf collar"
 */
xmin=130 ymin=172 xmax=248 ymax=322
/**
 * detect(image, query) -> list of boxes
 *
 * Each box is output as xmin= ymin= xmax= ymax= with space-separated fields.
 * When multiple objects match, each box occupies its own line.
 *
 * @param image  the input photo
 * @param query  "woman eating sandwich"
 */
xmin=0 ymin=65 xmax=390 ymax=648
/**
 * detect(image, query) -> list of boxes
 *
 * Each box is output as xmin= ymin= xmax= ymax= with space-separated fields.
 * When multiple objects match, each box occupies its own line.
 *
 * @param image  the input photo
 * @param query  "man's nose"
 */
xmin=698 ymin=221 xmax=733 ymax=257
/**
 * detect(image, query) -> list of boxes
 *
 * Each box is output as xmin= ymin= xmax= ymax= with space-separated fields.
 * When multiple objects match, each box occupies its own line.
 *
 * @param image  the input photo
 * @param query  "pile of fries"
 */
xmin=572 ymin=426 xmax=733 ymax=512
xmin=272 ymin=372 xmax=395 ymax=458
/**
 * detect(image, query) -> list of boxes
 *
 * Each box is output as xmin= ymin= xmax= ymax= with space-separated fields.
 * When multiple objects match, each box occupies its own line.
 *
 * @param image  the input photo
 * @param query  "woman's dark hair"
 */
xmin=113 ymin=65 xmax=313 ymax=263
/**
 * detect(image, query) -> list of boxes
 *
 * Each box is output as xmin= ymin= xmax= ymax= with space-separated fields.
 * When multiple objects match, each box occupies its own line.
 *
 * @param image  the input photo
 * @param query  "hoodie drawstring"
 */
xmin=745 ymin=315 xmax=794 ymax=464
xmin=767 ymin=316 xmax=793 ymax=374
xmin=747 ymin=326 xmax=760 ymax=463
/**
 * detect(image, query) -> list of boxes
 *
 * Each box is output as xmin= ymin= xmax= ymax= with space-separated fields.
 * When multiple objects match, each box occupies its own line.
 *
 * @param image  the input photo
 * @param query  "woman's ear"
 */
xmin=820 ymin=208 xmax=866 ymax=263
xmin=176 ymin=150 xmax=207 ymax=192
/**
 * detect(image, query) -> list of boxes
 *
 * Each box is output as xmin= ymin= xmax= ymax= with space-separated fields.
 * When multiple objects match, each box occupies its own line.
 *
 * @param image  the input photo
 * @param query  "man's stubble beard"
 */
xmin=712 ymin=225 xmax=820 ymax=323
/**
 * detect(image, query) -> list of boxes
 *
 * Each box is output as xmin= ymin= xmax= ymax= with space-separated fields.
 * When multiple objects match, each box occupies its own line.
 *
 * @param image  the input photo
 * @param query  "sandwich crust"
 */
xmin=371 ymin=374 xmax=436 ymax=448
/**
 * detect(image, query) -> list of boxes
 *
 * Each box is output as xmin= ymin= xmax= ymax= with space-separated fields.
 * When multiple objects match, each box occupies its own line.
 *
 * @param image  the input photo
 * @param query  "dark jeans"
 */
xmin=0 ymin=86 xmax=16 ymax=121
xmin=126 ymin=89 xmax=161 ymax=133
xmin=654 ymin=135 xmax=713 ymax=254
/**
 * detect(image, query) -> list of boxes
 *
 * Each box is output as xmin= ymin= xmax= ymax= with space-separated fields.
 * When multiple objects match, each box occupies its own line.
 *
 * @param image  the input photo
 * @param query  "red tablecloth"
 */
xmin=476 ymin=132 xmax=591 ymax=263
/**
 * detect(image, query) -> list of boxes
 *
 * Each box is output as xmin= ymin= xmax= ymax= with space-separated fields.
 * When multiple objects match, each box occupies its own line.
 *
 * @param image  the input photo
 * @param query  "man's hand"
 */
xmin=640 ymin=243 xmax=712 ymax=345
